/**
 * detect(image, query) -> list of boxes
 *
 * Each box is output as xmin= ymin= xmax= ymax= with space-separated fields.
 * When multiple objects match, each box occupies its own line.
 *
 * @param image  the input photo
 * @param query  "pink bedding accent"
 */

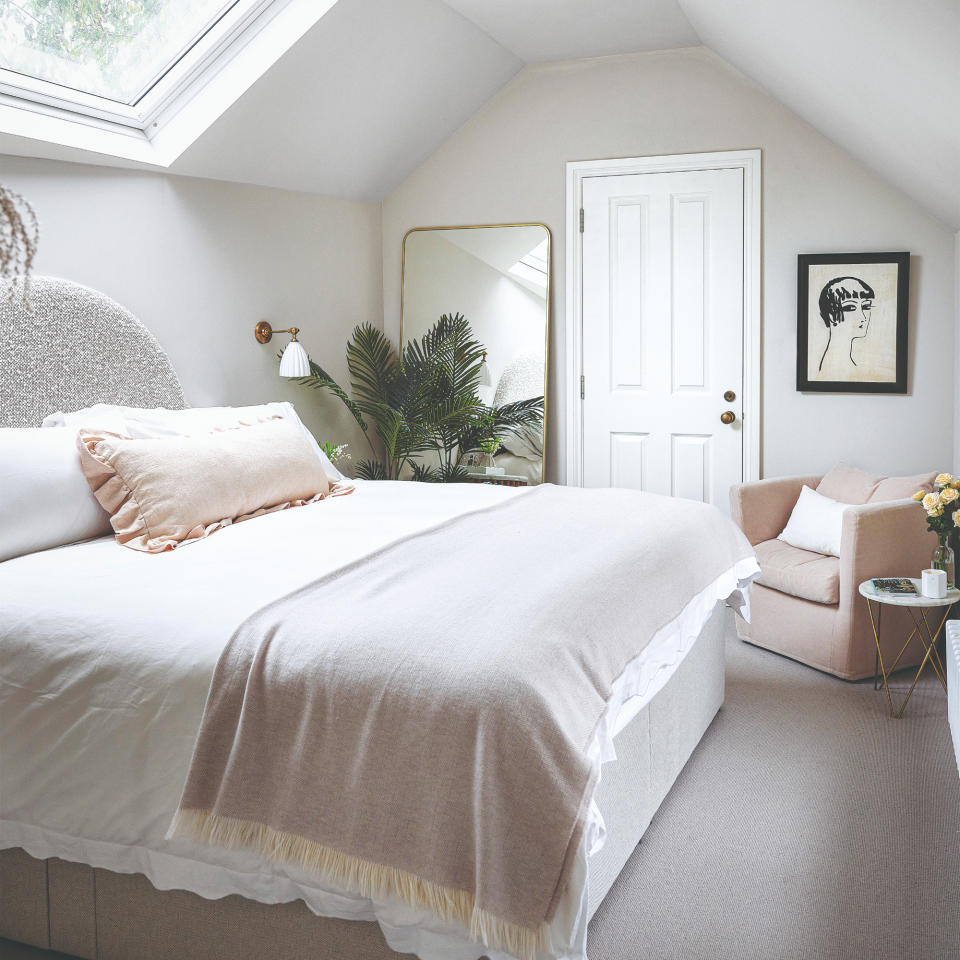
xmin=77 ymin=418 xmax=351 ymax=552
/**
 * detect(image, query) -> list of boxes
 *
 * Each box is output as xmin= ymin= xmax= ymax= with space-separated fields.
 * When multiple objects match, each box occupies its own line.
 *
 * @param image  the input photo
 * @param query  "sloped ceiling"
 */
xmin=0 ymin=0 xmax=955 ymax=227
xmin=442 ymin=225 xmax=545 ymax=275
xmin=436 ymin=0 xmax=959 ymax=228
xmin=440 ymin=0 xmax=698 ymax=62
xmin=172 ymin=0 xmax=522 ymax=199
xmin=677 ymin=0 xmax=960 ymax=229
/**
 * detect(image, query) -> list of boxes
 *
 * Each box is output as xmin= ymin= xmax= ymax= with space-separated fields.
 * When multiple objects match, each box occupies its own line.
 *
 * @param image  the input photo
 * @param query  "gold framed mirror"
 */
xmin=401 ymin=223 xmax=550 ymax=485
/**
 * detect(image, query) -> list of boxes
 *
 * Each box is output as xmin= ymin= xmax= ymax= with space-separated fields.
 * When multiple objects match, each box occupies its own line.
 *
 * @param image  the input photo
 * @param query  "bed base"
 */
xmin=1 ymin=607 xmax=726 ymax=960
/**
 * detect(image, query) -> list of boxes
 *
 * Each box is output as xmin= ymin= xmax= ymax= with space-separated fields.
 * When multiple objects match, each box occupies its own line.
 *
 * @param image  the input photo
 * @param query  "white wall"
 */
xmin=382 ymin=47 xmax=958 ymax=482
xmin=956 ymin=232 xmax=960 ymax=476
xmin=1 ymin=155 xmax=382 ymax=455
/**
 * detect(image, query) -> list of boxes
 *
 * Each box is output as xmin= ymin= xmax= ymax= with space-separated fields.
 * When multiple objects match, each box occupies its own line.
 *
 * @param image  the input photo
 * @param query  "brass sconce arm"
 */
xmin=254 ymin=320 xmax=301 ymax=343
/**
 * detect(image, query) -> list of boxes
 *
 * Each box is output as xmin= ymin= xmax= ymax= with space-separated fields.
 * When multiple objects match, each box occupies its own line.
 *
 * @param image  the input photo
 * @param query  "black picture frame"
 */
xmin=796 ymin=251 xmax=909 ymax=393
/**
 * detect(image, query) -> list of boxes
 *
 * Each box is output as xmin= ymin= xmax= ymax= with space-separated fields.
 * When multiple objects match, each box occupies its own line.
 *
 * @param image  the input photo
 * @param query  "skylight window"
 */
xmin=0 ymin=0 xmax=336 ymax=165
xmin=508 ymin=237 xmax=550 ymax=291
xmin=0 ymin=1 xmax=249 ymax=105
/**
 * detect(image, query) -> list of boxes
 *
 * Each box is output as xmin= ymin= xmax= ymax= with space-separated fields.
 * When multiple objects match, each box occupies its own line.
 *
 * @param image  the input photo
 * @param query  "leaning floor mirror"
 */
xmin=401 ymin=224 xmax=550 ymax=485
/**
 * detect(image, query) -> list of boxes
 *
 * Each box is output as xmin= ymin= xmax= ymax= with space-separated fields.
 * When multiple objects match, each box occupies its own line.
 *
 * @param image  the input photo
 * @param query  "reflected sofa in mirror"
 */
xmin=402 ymin=224 xmax=550 ymax=485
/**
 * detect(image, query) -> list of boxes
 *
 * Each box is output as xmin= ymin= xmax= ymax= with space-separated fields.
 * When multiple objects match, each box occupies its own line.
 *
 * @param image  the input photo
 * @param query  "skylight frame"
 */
xmin=0 ymin=0 xmax=280 ymax=134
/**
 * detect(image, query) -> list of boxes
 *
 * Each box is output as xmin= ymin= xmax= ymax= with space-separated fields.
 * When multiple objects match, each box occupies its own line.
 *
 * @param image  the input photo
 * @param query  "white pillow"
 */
xmin=0 ymin=428 xmax=112 ymax=562
xmin=778 ymin=485 xmax=848 ymax=557
xmin=42 ymin=402 xmax=342 ymax=479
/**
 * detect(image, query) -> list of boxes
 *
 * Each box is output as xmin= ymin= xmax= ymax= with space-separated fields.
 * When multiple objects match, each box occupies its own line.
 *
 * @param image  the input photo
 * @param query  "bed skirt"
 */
xmin=0 ymin=607 xmax=727 ymax=960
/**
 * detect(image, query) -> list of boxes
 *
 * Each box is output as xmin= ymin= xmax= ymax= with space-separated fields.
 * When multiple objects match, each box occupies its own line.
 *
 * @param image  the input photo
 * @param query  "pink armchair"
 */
xmin=730 ymin=470 xmax=937 ymax=680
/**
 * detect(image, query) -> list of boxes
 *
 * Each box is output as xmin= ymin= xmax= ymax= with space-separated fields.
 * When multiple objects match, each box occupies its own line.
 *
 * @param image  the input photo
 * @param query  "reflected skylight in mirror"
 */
xmin=509 ymin=237 xmax=549 ymax=290
xmin=0 ymin=0 xmax=256 ymax=105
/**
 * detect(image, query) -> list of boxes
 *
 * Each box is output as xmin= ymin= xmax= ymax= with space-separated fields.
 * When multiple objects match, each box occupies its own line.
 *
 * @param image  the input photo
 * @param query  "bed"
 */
xmin=0 ymin=279 xmax=759 ymax=960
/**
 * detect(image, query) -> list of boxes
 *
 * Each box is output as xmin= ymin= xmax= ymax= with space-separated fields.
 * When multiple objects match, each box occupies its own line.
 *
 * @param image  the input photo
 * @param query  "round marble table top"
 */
xmin=858 ymin=578 xmax=960 ymax=607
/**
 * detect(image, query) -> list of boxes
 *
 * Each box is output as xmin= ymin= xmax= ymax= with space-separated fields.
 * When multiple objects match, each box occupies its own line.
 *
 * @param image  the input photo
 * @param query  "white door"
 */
xmin=580 ymin=167 xmax=744 ymax=509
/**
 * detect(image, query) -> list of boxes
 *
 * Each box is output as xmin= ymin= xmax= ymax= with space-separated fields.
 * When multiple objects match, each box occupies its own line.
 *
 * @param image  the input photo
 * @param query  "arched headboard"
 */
xmin=0 ymin=277 xmax=185 ymax=428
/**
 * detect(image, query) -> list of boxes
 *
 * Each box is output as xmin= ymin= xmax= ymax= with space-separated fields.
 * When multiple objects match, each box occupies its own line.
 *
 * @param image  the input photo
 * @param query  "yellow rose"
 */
xmin=922 ymin=493 xmax=940 ymax=511
xmin=953 ymin=479 xmax=960 ymax=490
xmin=912 ymin=490 xmax=926 ymax=501
xmin=928 ymin=507 xmax=944 ymax=518
xmin=935 ymin=473 xmax=954 ymax=486
xmin=941 ymin=487 xmax=959 ymax=503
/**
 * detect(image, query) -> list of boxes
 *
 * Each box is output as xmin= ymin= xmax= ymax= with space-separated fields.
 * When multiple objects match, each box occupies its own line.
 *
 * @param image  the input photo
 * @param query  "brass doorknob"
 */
xmin=720 ymin=410 xmax=736 ymax=425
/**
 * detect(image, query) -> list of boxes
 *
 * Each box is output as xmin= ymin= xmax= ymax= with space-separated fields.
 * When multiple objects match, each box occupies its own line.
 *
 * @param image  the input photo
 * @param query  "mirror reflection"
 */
xmin=402 ymin=224 xmax=550 ymax=485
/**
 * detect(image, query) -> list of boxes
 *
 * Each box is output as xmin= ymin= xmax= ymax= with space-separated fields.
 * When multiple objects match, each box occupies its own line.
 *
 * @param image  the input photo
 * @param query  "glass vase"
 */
xmin=932 ymin=535 xmax=956 ymax=589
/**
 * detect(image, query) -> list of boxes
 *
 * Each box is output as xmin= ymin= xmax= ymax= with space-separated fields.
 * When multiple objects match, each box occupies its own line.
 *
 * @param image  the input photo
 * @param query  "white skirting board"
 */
xmin=948 ymin=621 xmax=960 ymax=777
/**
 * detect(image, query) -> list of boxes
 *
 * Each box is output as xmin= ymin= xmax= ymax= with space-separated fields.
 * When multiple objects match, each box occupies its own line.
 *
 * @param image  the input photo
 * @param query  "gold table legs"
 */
xmin=866 ymin=599 xmax=951 ymax=718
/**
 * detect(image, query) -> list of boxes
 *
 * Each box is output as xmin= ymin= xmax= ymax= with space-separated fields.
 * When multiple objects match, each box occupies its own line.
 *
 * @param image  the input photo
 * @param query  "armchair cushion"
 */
xmin=815 ymin=463 xmax=937 ymax=504
xmin=869 ymin=472 xmax=937 ymax=502
xmin=755 ymin=539 xmax=840 ymax=605
xmin=815 ymin=463 xmax=881 ymax=504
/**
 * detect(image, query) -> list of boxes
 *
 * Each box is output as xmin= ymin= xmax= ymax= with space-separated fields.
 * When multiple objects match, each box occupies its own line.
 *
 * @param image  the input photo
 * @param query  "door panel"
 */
xmin=671 ymin=195 xmax=707 ymax=392
xmin=581 ymin=167 xmax=744 ymax=510
xmin=610 ymin=198 xmax=647 ymax=391
xmin=610 ymin=432 xmax=649 ymax=489
xmin=671 ymin=434 xmax=711 ymax=501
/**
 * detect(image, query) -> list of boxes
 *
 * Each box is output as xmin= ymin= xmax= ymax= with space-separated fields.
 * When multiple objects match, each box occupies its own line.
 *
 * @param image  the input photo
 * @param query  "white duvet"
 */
xmin=0 ymin=480 xmax=756 ymax=960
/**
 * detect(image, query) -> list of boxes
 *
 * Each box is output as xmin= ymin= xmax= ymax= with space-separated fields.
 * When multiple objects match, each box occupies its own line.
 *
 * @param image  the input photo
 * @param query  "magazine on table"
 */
xmin=871 ymin=577 xmax=918 ymax=596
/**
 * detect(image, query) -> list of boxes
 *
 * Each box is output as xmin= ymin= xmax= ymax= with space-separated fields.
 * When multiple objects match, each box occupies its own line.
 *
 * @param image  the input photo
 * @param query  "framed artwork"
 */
xmin=796 ymin=251 xmax=909 ymax=393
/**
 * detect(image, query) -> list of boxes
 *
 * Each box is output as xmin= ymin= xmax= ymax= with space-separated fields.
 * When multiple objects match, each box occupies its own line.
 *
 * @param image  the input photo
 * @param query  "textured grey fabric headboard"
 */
xmin=0 ymin=277 xmax=185 ymax=428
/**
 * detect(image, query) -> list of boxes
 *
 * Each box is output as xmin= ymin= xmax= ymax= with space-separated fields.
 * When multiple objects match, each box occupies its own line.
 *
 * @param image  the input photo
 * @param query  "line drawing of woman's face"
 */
xmin=817 ymin=276 xmax=875 ymax=371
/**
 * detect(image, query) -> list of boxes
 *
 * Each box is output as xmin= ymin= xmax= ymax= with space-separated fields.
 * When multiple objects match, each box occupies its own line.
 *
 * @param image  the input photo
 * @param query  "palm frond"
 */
xmin=456 ymin=397 xmax=545 ymax=460
xmin=286 ymin=312 xmax=544 ymax=484
xmin=439 ymin=462 xmax=471 ymax=483
xmin=490 ymin=396 xmax=545 ymax=429
xmin=410 ymin=462 xmax=441 ymax=483
xmin=290 ymin=358 xmax=367 ymax=433
xmin=355 ymin=458 xmax=388 ymax=480
xmin=347 ymin=323 xmax=403 ymax=410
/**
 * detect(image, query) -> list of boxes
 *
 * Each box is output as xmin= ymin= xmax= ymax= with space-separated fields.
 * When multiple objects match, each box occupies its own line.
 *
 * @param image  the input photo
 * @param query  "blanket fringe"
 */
xmin=168 ymin=808 xmax=550 ymax=960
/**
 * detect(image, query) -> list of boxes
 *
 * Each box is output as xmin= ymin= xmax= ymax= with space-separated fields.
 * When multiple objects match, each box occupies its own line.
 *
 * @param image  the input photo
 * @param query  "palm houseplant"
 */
xmin=293 ymin=313 xmax=543 ymax=482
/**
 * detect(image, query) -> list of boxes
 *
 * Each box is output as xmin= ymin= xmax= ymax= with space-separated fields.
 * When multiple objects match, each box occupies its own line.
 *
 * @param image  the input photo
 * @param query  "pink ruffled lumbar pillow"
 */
xmin=76 ymin=417 xmax=352 ymax=553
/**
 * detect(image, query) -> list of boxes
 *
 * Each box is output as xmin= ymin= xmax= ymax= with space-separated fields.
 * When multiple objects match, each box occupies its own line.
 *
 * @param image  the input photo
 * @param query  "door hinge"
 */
xmin=579 ymin=208 xmax=584 ymax=233
xmin=580 ymin=374 xmax=585 ymax=399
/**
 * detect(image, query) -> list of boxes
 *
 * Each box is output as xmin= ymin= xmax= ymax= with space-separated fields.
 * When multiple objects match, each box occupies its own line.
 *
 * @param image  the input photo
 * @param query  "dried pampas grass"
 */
xmin=0 ymin=185 xmax=40 ymax=305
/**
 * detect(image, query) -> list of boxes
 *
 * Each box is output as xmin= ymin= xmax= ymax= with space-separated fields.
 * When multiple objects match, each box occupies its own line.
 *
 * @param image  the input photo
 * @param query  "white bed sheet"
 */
xmin=0 ymin=480 xmax=757 ymax=960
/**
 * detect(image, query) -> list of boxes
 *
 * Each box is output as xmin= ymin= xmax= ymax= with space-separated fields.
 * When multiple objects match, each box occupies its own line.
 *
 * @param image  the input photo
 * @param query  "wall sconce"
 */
xmin=254 ymin=321 xmax=310 ymax=378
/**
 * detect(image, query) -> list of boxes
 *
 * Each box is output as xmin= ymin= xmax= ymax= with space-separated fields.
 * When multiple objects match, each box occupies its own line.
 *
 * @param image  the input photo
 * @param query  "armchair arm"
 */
xmin=729 ymin=475 xmax=823 ymax=545
xmin=840 ymin=499 xmax=936 ymax=603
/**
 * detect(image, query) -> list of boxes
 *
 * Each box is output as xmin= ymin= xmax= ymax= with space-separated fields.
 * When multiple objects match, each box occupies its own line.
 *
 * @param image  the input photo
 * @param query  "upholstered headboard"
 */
xmin=0 ymin=277 xmax=185 ymax=428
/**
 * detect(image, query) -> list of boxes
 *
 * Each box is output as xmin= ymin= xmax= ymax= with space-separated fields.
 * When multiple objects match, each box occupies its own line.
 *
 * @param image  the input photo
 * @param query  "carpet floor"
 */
xmin=588 ymin=614 xmax=960 ymax=960
xmin=3 ymin=616 xmax=958 ymax=960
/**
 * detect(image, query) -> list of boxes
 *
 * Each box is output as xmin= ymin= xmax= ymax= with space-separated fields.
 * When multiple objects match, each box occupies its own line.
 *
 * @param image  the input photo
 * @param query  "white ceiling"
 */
xmin=678 ymin=0 xmax=960 ymax=229
xmin=440 ymin=0 xmax=698 ymax=62
xmin=172 ymin=0 xmax=521 ymax=199
xmin=0 ymin=0 xmax=956 ymax=228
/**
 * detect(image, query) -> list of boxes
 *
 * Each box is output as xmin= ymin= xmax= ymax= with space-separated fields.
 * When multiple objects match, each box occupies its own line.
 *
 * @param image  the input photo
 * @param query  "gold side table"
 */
xmin=859 ymin=579 xmax=959 ymax=718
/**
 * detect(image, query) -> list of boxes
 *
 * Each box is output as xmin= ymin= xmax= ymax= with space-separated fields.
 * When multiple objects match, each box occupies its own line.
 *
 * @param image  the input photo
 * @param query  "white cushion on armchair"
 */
xmin=778 ymin=485 xmax=847 ymax=557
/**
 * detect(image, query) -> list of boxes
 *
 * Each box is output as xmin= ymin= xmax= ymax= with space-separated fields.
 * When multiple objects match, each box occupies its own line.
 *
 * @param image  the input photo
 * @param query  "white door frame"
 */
xmin=564 ymin=149 xmax=762 ymax=486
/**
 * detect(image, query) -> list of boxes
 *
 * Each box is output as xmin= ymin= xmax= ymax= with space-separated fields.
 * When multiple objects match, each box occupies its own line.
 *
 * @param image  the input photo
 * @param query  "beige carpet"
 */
xmin=3 ymin=616 xmax=958 ymax=960
xmin=588 ymin=615 xmax=960 ymax=960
